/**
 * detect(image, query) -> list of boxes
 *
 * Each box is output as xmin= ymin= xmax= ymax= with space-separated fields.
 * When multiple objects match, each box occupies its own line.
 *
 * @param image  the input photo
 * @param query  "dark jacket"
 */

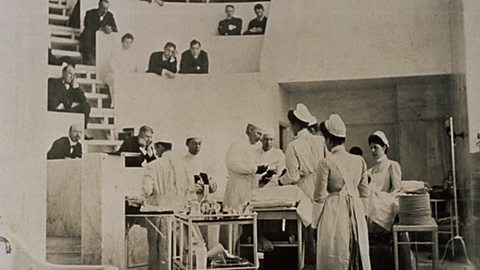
xmin=179 ymin=50 xmax=209 ymax=74
xmin=48 ymin=78 xmax=87 ymax=111
xmin=218 ymin=17 xmax=242 ymax=36
xmin=80 ymin=8 xmax=118 ymax=43
xmin=147 ymin=51 xmax=178 ymax=75
xmin=117 ymin=136 xmax=156 ymax=167
xmin=47 ymin=137 xmax=82 ymax=160
xmin=244 ymin=16 xmax=268 ymax=35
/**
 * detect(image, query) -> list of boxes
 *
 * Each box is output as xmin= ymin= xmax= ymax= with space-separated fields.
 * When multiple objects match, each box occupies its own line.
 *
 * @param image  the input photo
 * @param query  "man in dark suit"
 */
xmin=47 ymin=123 xmax=83 ymax=160
xmin=80 ymin=0 xmax=118 ymax=65
xmin=244 ymin=4 xmax=268 ymax=35
xmin=147 ymin=42 xmax=178 ymax=78
xmin=117 ymin=125 xmax=157 ymax=167
xmin=48 ymin=64 xmax=92 ymax=133
xmin=179 ymin=40 xmax=209 ymax=74
xmin=217 ymin=5 xmax=242 ymax=36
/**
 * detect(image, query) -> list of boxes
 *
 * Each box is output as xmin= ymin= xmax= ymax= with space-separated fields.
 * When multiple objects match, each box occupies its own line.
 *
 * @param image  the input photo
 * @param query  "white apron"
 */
xmin=317 ymin=159 xmax=370 ymax=270
xmin=366 ymin=164 xmax=399 ymax=231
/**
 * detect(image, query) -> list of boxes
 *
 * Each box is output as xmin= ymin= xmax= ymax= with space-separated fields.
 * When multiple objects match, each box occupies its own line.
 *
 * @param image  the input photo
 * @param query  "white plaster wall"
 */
xmin=0 ymin=0 xmax=49 ymax=259
xmin=463 ymin=0 xmax=480 ymax=152
xmin=261 ymin=0 xmax=452 ymax=82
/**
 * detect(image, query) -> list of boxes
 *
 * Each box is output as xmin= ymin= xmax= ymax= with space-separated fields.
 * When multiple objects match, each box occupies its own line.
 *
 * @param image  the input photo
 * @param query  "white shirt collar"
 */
xmin=296 ymin=129 xmax=310 ymax=138
xmin=185 ymin=152 xmax=197 ymax=160
xmin=331 ymin=144 xmax=345 ymax=154
xmin=68 ymin=137 xmax=77 ymax=146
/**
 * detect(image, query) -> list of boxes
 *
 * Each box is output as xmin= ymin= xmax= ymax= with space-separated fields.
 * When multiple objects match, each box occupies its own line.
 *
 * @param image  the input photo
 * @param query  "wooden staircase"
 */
xmin=48 ymin=1 xmax=121 ymax=153
xmin=46 ymin=236 xmax=82 ymax=265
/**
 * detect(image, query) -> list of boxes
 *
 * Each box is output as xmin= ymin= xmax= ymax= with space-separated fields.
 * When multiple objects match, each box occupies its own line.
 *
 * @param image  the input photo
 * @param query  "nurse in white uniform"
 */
xmin=365 ymin=130 xmax=402 ymax=231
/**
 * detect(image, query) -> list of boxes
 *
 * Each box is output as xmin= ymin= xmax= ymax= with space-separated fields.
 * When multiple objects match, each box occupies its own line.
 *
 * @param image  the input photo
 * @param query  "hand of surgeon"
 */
xmin=259 ymin=174 xmax=272 ymax=186
xmin=256 ymin=165 xmax=268 ymax=174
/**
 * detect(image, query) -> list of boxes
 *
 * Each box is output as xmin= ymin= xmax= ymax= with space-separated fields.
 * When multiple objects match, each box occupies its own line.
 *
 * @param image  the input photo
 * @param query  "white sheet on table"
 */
xmin=247 ymin=185 xmax=313 ymax=226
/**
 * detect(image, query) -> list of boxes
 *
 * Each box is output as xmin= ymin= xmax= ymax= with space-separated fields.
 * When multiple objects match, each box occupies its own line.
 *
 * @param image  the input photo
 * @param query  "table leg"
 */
xmin=167 ymin=216 xmax=172 ymax=270
xmin=173 ymin=218 xmax=177 ymax=267
xmin=188 ymin=221 xmax=193 ymax=270
xmin=297 ymin=219 xmax=303 ymax=270
xmin=180 ymin=222 xmax=184 ymax=266
xmin=228 ymin=224 xmax=233 ymax=254
xmin=393 ymin=231 xmax=399 ymax=270
xmin=433 ymin=230 xmax=439 ymax=270
xmin=253 ymin=216 xmax=259 ymax=268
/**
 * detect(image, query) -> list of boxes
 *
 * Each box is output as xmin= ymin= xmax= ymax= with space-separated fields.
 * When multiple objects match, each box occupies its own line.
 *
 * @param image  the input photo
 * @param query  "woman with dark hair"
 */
xmin=366 ymin=130 xmax=401 ymax=231
xmin=366 ymin=131 xmax=415 ymax=269
xmin=314 ymin=114 xmax=371 ymax=270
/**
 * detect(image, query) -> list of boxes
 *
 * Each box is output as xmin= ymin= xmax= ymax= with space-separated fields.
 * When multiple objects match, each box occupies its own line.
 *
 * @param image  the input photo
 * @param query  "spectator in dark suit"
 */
xmin=218 ymin=5 xmax=242 ymax=36
xmin=47 ymin=123 xmax=83 ymax=160
xmin=179 ymin=40 xmax=209 ymax=74
xmin=117 ymin=126 xmax=157 ymax=167
xmin=147 ymin=42 xmax=178 ymax=78
xmin=48 ymin=64 xmax=92 ymax=135
xmin=80 ymin=0 xmax=118 ymax=65
xmin=244 ymin=3 xmax=267 ymax=35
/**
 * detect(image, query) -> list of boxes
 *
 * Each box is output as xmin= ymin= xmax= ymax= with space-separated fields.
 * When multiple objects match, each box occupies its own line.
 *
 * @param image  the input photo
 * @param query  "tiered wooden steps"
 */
xmin=47 ymin=0 xmax=121 ymax=153
xmin=46 ymin=236 xmax=82 ymax=265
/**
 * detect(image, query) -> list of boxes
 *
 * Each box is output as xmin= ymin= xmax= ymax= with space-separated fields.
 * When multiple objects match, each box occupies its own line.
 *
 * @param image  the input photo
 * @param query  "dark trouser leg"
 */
xmin=304 ymin=225 xmax=316 ymax=265
xmin=80 ymin=32 xmax=96 ymax=65
xmin=68 ymin=102 xmax=91 ymax=129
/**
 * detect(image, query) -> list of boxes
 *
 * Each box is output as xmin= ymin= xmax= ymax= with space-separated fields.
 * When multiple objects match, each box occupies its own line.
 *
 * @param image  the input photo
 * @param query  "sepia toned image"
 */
xmin=1 ymin=0 xmax=480 ymax=269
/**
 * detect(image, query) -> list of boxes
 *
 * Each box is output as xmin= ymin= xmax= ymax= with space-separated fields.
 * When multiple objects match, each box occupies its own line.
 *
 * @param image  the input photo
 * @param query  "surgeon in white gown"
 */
xmin=224 ymin=123 xmax=266 ymax=210
xmin=142 ymin=135 xmax=217 ymax=270
xmin=256 ymin=128 xmax=286 ymax=187
xmin=222 ymin=123 xmax=267 ymax=248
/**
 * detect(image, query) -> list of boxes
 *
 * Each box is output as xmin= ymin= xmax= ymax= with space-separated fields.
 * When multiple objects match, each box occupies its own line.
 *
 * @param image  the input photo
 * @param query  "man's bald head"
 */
xmin=69 ymin=123 xmax=83 ymax=142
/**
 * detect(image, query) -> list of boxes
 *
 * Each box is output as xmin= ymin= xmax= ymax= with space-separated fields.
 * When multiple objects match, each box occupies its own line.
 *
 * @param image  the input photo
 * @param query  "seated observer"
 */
xmin=117 ymin=125 xmax=156 ymax=167
xmin=218 ymin=5 xmax=242 ymax=36
xmin=179 ymin=39 xmax=209 ymax=74
xmin=244 ymin=3 xmax=267 ymax=35
xmin=147 ymin=42 xmax=178 ymax=78
xmin=47 ymin=123 xmax=83 ymax=160
xmin=47 ymin=63 xmax=92 ymax=137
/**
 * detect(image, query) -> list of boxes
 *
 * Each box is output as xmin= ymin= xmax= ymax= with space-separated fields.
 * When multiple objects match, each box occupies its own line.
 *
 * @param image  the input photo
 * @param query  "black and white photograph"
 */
xmin=1 ymin=0 xmax=480 ymax=269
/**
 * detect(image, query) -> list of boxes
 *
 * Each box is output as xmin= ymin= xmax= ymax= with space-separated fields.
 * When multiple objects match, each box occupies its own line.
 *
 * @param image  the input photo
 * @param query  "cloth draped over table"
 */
xmin=246 ymin=185 xmax=314 ymax=227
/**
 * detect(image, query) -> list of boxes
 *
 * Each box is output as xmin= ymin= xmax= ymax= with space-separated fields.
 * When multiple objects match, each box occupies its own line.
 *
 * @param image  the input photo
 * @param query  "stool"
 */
xmin=393 ymin=221 xmax=439 ymax=270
